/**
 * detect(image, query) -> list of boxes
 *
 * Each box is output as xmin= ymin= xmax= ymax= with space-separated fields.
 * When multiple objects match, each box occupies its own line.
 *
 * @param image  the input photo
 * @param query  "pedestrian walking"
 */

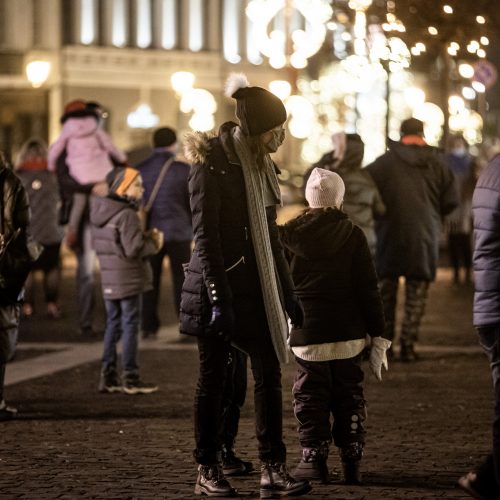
xmin=366 ymin=118 xmax=458 ymax=361
xmin=0 ymin=151 xmax=32 ymax=421
xmin=304 ymin=132 xmax=385 ymax=256
xmin=49 ymin=99 xmax=126 ymax=336
xmin=458 ymin=152 xmax=500 ymax=499
xmin=180 ymin=73 xmax=311 ymax=498
xmin=136 ymin=126 xmax=192 ymax=338
xmin=444 ymin=136 xmax=477 ymax=285
xmin=89 ymin=166 xmax=162 ymax=395
xmin=15 ymin=138 xmax=64 ymax=319
xmin=280 ymin=167 xmax=390 ymax=485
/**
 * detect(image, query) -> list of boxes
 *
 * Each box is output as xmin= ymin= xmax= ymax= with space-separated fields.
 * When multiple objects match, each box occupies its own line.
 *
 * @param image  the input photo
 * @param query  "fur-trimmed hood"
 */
xmin=183 ymin=122 xmax=240 ymax=165
xmin=183 ymin=130 xmax=216 ymax=164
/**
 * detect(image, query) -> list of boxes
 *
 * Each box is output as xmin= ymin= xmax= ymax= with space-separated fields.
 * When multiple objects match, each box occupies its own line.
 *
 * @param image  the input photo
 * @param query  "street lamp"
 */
xmin=25 ymin=60 xmax=51 ymax=88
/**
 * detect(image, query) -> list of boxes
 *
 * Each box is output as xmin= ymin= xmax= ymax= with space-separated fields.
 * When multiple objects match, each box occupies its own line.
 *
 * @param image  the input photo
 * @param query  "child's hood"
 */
xmin=89 ymin=195 xmax=128 ymax=228
xmin=63 ymin=116 xmax=99 ymax=138
xmin=280 ymin=209 xmax=354 ymax=259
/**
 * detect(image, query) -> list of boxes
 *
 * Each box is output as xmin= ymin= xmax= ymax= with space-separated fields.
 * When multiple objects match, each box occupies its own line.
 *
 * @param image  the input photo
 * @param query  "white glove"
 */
xmin=369 ymin=337 xmax=392 ymax=381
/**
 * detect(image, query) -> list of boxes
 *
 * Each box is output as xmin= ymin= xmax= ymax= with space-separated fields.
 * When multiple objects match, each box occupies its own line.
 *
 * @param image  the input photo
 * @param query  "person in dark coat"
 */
xmin=0 ymin=151 xmax=31 ymax=421
xmin=280 ymin=167 xmax=389 ymax=485
xmin=180 ymin=73 xmax=311 ymax=498
xmin=90 ymin=167 xmax=162 ymax=395
xmin=136 ymin=126 xmax=192 ymax=338
xmin=304 ymin=133 xmax=385 ymax=256
xmin=15 ymin=138 xmax=64 ymax=319
xmin=366 ymin=118 xmax=458 ymax=361
xmin=458 ymin=153 xmax=500 ymax=499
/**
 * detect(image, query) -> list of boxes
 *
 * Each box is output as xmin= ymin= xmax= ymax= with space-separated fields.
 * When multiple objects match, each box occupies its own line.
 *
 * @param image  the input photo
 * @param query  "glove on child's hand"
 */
xmin=369 ymin=337 xmax=392 ymax=381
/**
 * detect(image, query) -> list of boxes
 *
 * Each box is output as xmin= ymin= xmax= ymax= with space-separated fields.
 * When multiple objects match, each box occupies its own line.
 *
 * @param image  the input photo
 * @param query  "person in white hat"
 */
xmin=279 ymin=167 xmax=391 ymax=485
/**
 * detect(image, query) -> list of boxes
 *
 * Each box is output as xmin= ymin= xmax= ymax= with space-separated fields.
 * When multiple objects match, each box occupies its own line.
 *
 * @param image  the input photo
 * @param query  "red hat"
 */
xmin=60 ymin=99 xmax=99 ymax=124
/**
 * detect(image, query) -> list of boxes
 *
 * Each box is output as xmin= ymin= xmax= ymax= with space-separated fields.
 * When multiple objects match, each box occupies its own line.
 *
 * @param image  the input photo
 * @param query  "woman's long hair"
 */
xmin=247 ymin=134 xmax=268 ymax=171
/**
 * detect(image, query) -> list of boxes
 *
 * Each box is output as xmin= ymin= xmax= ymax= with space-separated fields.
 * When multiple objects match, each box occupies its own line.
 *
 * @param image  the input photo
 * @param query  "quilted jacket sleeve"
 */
xmin=188 ymin=161 xmax=232 ymax=305
xmin=472 ymin=155 xmax=500 ymax=326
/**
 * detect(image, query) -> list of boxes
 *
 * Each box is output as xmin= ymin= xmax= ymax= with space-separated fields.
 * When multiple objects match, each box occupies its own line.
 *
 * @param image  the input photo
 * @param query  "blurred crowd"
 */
xmin=0 ymin=81 xmax=499 ymax=499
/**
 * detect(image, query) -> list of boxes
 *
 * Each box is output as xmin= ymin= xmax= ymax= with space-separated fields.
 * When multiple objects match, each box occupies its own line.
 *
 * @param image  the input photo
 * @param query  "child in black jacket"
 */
xmin=279 ymin=167 xmax=391 ymax=485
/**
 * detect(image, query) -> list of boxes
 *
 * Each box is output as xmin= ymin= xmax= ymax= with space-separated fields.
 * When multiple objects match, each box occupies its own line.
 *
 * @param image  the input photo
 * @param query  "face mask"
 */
xmin=263 ymin=128 xmax=285 ymax=153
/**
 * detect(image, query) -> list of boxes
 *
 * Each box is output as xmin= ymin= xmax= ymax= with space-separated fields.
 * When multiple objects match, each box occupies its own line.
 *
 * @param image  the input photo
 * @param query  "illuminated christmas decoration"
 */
xmin=246 ymin=0 xmax=332 ymax=69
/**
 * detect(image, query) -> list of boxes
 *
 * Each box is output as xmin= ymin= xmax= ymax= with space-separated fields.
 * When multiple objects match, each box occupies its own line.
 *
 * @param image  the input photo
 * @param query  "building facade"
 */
xmin=0 ymin=0 xmax=285 ymax=160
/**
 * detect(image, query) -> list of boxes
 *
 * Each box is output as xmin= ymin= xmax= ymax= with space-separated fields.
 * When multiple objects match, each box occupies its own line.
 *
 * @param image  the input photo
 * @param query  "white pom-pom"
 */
xmin=224 ymin=73 xmax=250 ymax=98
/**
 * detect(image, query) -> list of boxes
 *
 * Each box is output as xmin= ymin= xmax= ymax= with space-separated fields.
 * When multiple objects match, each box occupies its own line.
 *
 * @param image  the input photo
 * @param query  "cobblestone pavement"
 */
xmin=0 ymin=268 xmax=494 ymax=499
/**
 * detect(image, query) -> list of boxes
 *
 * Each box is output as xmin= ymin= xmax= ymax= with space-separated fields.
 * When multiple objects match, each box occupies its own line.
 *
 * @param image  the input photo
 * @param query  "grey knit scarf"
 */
xmin=231 ymin=126 xmax=289 ymax=363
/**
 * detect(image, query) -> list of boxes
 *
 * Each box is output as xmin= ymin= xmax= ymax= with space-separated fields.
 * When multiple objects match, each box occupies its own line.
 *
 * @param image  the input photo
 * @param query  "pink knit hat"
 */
xmin=305 ymin=167 xmax=345 ymax=208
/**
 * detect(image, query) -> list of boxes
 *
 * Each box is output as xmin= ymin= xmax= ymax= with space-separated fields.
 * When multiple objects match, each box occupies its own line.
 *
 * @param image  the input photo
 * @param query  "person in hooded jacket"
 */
xmin=15 ymin=138 xmax=64 ymax=319
xmin=303 ymin=133 xmax=385 ymax=256
xmin=180 ymin=73 xmax=310 ymax=498
xmin=280 ymin=167 xmax=389 ymax=485
xmin=366 ymin=118 xmax=458 ymax=362
xmin=89 ymin=166 xmax=162 ymax=395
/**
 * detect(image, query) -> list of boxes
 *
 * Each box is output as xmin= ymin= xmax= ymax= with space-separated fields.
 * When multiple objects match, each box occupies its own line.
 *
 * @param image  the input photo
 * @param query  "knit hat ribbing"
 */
xmin=106 ymin=167 xmax=140 ymax=196
xmin=305 ymin=167 xmax=345 ymax=208
xmin=225 ymin=73 xmax=287 ymax=136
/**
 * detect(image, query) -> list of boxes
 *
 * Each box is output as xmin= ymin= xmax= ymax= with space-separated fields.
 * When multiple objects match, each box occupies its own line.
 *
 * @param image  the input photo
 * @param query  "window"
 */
xmin=223 ymin=0 xmax=240 ymax=63
xmin=136 ymin=0 xmax=152 ymax=48
xmin=188 ymin=0 xmax=203 ymax=52
xmin=112 ymin=0 xmax=128 ymax=47
xmin=160 ymin=0 xmax=176 ymax=49
xmin=80 ymin=0 xmax=97 ymax=45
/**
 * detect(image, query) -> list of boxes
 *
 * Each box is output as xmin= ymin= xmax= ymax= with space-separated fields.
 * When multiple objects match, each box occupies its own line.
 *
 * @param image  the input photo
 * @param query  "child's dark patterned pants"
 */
xmin=293 ymin=354 xmax=366 ymax=449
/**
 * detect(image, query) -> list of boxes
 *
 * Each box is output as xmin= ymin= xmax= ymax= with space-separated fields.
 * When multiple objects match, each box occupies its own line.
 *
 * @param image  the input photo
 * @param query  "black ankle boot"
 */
xmin=340 ymin=443 xmax=363 ymax=485
xmin=194 ymin=464 xmax=237 ymax=497
xmin=400 ymin=342 xmax=418 ymax=362
xmin=260 ymin=462 xmax=312 ymax=499
xmin=293 ymin=442 xmax=329 ymax=483
xmin=222 ymin=446 xmax=254 ymax=476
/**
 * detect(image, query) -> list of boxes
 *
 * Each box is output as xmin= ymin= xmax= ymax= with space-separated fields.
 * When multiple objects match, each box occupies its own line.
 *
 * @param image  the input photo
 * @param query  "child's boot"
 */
xmin=339 ymin=442 xmax=364 ymax=485
xmin=293 ymin=441 xmax=330 ymax=483
xmin=260 ymin=461 xmax=311 ymax=498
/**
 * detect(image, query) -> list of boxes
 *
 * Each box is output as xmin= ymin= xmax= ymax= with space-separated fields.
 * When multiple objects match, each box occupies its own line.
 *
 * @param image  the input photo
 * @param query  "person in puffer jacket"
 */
xmin=89 ymin=166 xmax=162 ymax=395
xmin=48 ymin=99 xmax=127 ymax=250
xmin=280 ymin=167 xmax=390 ymax=486
xmin=458 ymin=153 xmax=500 ymax=499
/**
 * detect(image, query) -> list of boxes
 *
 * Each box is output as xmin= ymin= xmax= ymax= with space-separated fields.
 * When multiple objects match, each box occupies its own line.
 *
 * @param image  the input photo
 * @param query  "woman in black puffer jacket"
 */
xmin=180 ymin=74 xmax=310 ymax=499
